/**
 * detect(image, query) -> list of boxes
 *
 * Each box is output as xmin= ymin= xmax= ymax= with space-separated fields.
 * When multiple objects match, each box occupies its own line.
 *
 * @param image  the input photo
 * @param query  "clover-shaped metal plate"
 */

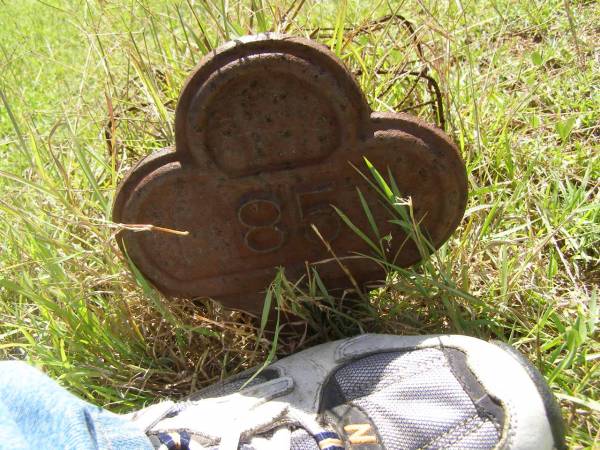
xmin=113 ymin=34 xmax=467 ymax=314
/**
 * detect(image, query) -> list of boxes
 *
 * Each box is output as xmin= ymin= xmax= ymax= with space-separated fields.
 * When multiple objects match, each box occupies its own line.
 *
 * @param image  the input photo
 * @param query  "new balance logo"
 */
xmin=344 ymin=423 xmax=378 ymax=445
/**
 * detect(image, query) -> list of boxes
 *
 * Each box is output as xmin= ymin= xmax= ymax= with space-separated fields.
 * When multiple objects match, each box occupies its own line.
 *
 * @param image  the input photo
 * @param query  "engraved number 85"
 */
xmin=237 ymin=186 xmax=341 ymax=254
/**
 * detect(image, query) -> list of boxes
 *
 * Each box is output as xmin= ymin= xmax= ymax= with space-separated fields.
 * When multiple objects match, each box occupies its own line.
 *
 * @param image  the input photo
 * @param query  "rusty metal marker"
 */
xmin=113 ymin=34 xmax=468 ymax=315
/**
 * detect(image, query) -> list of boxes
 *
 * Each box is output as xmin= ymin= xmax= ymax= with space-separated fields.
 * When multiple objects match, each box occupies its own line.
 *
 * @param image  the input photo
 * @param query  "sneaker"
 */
xmin=128 ymin=334 xmax=566 ymax=450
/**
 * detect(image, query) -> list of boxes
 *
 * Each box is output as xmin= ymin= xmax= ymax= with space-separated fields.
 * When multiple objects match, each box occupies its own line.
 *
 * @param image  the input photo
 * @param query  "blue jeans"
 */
xmin=0 ymin=361 xmax=153 ymax=450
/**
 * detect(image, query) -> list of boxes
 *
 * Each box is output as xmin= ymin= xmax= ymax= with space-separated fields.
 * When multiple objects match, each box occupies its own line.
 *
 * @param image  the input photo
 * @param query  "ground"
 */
xmin=0 ymin=0 xmax=598 ymax=447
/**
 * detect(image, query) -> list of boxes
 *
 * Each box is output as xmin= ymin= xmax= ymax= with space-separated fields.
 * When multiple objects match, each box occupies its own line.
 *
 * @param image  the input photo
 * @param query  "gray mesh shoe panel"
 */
xmin=290 ymin=429 xmax=319 ymax=450
xmin=332 ymin=349 xmax=501 ymax=450
xmin=437 ymin=420 xmax=501 ymax=450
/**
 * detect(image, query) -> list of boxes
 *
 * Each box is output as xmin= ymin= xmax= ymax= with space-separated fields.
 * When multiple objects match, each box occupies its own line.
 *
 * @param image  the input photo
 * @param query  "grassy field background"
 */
xmin=1 ymin=0 xmax=598 ymax=447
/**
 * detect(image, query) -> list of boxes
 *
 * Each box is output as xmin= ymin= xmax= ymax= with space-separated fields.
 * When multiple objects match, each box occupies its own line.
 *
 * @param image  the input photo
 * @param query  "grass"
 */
xmin=0 ymin=0 xmax=598 ymax=447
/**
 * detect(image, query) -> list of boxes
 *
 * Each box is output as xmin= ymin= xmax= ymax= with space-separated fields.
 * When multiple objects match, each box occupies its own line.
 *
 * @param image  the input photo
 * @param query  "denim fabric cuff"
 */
xmin=93 ymin=409 xmax=155 ymax=450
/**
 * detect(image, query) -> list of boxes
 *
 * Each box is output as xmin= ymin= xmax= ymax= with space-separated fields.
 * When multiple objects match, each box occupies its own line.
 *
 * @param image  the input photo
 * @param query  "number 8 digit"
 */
xmin=238 ymin=198 xmax=286 ymax=253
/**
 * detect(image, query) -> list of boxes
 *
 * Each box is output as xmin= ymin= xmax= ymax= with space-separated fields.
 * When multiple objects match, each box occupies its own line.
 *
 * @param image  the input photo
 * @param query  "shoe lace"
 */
xmin=148 ymin=399 xmax=343 ymax=450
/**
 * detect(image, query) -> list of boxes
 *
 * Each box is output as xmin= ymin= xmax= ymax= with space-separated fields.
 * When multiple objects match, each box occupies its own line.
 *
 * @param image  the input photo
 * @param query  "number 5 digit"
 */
xmin=295 ymin=185 xmax=341 ymax=243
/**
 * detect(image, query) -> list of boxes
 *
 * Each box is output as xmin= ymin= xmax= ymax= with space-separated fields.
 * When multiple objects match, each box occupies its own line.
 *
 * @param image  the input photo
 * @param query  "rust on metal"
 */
xmin=113 ymin=34 xmax=468 ymax=315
